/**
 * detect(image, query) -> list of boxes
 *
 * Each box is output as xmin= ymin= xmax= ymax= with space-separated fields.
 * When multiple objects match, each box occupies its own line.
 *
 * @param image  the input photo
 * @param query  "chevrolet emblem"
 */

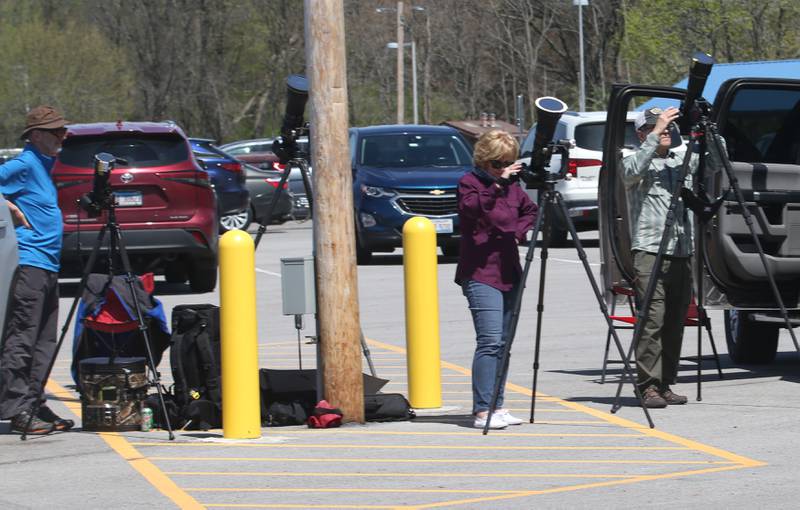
xmin=429 ymin=189 xmax=445 ymax=195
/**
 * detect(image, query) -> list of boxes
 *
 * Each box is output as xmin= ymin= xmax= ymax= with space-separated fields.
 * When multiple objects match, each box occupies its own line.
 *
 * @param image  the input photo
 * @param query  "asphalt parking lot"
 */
xmin=1 ymin=221 xmax=798 ymax=509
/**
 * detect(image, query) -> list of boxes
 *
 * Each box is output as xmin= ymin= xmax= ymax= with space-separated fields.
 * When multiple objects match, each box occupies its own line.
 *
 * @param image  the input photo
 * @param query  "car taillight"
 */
xmin=271 ymin=161 xmax=286 ymax=172
xmin=220 ymin=162 xmax=242 ymax=172
xmin=265 ymin=177 xmax=288 ymax=189
xmin=567 ymin=158 xmax=603 ymax=177
xmin=161 ymin=170 xmax=213 ymax=188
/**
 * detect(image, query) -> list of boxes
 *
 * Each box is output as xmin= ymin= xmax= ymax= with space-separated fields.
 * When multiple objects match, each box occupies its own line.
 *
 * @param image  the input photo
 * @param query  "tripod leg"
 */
xmin=708 ymin=130 xmax=800 ymax=356
xmin=254 ymin=164 xmax=294 ymax=249
xmin=528 ymin=197 xmax=552 ymax=425
xmin=298 ymin=160 xmax=314 ymax=214
xmin=21 ymin=225 xmax=109 ymax=441
xmin=481 ymin=191 xmax=547 ymax=435
xmin=696 ymin=307 xmax=702 ymax=401
xmin=112 ymin=224 xmax=175 ymax=440
xmin=553 ymin=192 xmax=654 ymax=428
xmin=699 ymin=308 xmax=723 ymax=379
xmin=360 ymin=329 xmax=377 ymax=377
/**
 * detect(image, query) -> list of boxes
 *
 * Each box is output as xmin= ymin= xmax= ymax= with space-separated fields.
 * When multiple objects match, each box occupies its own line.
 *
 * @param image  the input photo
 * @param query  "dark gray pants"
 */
xmin=0 ymin=265 xmax=59 ymax=419
xmin=633 ymin=251 xmax=692 ymax=391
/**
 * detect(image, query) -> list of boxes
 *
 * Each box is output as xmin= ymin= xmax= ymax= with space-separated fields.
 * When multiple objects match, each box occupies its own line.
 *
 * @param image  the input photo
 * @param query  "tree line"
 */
xmin=0 ymin=0 xmax=797 ymax=147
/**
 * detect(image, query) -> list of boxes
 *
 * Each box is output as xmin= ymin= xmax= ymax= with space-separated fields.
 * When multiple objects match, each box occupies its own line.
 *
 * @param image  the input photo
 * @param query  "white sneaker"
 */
xmin=495 ymin=410 xmax=524 ymax=425
xmin=473 ymin=414 xmax=507 ymax=429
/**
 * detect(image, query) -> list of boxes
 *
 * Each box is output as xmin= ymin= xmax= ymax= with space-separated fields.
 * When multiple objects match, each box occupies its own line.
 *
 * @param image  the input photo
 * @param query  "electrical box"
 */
xmin=280 ymin=256 xmax=316 ymax=316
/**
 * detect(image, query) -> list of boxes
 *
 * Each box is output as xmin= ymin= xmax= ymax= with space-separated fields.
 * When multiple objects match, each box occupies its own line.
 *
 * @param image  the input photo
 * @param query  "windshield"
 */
xmin=60 ymin=134 xmax=189 ymax=168
xmin=357 ymin=133 xmax=472 ymax=168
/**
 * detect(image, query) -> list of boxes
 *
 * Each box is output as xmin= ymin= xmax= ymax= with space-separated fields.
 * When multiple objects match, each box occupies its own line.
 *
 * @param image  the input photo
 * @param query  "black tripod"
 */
xmin=251 ymin=154 xmax=378 ymax=380
xmin=483 ymin=182 xmax=654 ymax=435
xmin=611 ymin=116 xmax=800 ymax=412
xmin=22 ymin=162 xmax=174 ymax=440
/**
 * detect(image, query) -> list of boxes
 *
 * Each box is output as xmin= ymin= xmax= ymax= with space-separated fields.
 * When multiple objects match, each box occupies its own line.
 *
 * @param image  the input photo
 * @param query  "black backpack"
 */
xmin=169 ymin=304 xmax=222 ymax=430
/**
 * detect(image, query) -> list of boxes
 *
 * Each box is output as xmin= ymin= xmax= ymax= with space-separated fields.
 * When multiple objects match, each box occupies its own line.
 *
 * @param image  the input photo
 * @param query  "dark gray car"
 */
xmin=244 ymin=164 xmax=293 ymax=225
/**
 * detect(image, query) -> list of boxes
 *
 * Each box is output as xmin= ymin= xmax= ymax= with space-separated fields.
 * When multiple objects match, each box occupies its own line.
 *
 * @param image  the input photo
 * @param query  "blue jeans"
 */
xmin=462 ymin=280 xmax=517 ymax=415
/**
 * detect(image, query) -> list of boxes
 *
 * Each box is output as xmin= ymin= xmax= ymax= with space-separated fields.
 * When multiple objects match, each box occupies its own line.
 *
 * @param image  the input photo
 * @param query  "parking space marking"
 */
xmin=48 ymin=332 xmax=765 ymax=509
xmin=151 ymin=456 xmax=733 ymax=466
xmin=47 ymin=380 xmax=204 ymax=510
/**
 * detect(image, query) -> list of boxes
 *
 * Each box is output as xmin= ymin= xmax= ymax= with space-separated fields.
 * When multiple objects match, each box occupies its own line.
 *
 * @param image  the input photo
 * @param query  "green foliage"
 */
xmin=622 ymin=0 xmax=800 ymax=86
xmin=0 ymin=15 xmax=133 ymax=146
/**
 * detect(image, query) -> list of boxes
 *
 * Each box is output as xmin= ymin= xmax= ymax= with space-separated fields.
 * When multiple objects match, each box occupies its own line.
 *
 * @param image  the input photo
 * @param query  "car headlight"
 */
xmin=361 ymin=185 xmax=396 ymax=198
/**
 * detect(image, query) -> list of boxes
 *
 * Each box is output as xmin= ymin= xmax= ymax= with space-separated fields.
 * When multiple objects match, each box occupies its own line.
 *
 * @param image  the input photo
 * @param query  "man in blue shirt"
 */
xmin=0 ymin=105 xmax=73 ymax=435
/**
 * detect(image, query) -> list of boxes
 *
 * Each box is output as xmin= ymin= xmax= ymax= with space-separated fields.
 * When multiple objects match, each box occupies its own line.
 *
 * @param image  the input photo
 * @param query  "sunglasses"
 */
xmin=489 ymin=159 xmax=515 ymax=170
xmin=41 ymin=128 xmax=67 ymax=139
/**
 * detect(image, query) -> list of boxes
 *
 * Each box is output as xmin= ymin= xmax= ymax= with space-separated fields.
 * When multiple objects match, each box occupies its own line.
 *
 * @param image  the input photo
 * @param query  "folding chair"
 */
xmin=600 ymin=285 xmax=723 ymax=400
xmin=71 ymin=273 xmax=170 ymax=386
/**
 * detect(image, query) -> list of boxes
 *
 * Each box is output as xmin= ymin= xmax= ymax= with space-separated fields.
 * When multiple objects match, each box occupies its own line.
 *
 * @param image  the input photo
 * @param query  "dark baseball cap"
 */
xmin=634 ymin=107 xmax=662 ymax=130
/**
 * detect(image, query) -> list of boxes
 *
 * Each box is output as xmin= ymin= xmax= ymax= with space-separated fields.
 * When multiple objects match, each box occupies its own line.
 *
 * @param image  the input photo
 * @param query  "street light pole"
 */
xmin=387 ymin=41 xmax=417 ymax=124
xmin=411 ymin=39 xmax=418 ymax=124
xmin=574 ymin=0 xmax=588 ymax=112
xmin=396 ymin=1 xmax=405 ymax=124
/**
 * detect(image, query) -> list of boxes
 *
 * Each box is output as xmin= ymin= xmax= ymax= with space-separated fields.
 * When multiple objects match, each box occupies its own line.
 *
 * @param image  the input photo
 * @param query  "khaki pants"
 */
xmin=632 ymin=251 xmax=692 ymax=391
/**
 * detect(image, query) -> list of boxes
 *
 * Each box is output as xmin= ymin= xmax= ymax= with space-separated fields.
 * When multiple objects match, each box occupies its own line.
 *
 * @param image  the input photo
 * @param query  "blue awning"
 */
xmin=637 ymin=59 xmax=800 ymax=111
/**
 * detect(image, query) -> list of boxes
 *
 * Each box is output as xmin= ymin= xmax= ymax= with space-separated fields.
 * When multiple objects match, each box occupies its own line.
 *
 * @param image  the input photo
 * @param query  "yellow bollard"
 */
xmin=402 ymin=217 xmax=442 ymax=408
xmin=219 ymin=230 xmax=261 ymax=438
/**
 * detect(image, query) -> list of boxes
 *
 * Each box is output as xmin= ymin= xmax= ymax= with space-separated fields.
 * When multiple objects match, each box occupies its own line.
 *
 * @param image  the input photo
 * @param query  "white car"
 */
xmin=519 ymin=111 xmax=640 ymax=245
xmin=1 ymin=196 xmax=18 ymax=336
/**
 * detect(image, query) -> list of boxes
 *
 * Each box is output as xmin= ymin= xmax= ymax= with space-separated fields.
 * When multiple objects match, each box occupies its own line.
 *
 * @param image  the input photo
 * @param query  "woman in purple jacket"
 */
xmin=455 ymin=130 xmax=537 ymax=429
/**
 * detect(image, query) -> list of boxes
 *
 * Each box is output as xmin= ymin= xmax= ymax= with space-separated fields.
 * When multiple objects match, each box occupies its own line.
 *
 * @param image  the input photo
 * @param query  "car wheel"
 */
xmin=164 ymin=261 xmax=187 ymax=284
xmin=724 ymin=309 xmax=779 ymax=364
xmin=188 ymin=258 xmax=218 ymax=293
xmin=356 ymin=244 xmax=372 ymax=265
xmin=219 ymin=209 xmax=252 ymax=233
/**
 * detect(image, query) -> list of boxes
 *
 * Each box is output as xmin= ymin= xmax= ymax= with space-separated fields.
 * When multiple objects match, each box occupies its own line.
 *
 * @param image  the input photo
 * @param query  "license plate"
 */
xmin=114 ymin=191 xmax=143 ymax=207
xmin=430 ymin=218 xmax=453 ymax=234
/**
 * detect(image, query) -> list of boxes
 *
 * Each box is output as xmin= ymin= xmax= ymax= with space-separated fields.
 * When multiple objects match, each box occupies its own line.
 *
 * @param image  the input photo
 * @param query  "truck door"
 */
xmin=0 ymin=195 xmax=19 ymax=337
xmin=704 ymin=78 xmax=800 ymax=308
xmin=598 ymin=84 xmax=685 ymax=298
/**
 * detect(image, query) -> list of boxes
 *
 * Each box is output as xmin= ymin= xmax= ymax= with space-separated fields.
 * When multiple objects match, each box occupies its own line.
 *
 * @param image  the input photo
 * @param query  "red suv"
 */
xmin=54 ymin=122 xmax=219 ymax=293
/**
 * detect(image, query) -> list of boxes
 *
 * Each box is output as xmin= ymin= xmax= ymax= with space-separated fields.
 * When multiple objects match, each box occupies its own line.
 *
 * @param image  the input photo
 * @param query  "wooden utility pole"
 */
xmin=305 ymin=0 xmax=364 ymax=422
xmin=396 ymin=1 xmax=405 ymax=124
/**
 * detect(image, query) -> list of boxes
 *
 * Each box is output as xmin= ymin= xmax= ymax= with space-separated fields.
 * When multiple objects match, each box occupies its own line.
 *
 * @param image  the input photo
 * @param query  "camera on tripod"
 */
xmin=272 ymin=74 xmax=310 ymax=165
xmin=517 ymin=96 xmax=571 ymax=189
xmin=78 ymin=152 xmax=124 ymax=217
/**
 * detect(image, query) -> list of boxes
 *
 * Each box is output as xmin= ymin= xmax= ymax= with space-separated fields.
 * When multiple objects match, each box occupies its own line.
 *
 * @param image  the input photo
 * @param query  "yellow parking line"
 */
xmin=152 ymin=456 xmax=733 ymax=466
xmin=256 ymin=430 xmax=641 ymax=437
xmin=166 ymin=471 xmax=636 ymax=479
xmin=46 ymin=380 xmax=203 ymax=509
xmin=187 ymin=487 xmax=524 ymax=494
xmin=204 ymin=505 xmax=400 ymax=509
xmin=411 ymin=464 xmax=748 ymax=510
xmin=132 ymin=442 xmax=688 ymax=451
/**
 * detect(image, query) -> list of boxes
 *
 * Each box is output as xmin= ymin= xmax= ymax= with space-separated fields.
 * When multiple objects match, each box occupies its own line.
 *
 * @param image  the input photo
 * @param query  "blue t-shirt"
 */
xmin=0 ymin=144 xmax=62 ymax=272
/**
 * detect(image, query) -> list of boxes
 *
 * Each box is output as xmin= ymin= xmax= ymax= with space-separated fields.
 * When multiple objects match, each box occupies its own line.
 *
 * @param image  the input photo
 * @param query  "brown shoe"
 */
xmin=639 ymin=386 xmax=667 ymax=408
xmin=660 ymin=386 xmax=688 ymax=405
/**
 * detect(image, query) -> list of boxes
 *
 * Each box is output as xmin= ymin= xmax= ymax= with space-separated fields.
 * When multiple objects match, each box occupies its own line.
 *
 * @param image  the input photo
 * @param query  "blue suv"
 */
xmin=350 ymin=125 xmax=473 ymax=264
